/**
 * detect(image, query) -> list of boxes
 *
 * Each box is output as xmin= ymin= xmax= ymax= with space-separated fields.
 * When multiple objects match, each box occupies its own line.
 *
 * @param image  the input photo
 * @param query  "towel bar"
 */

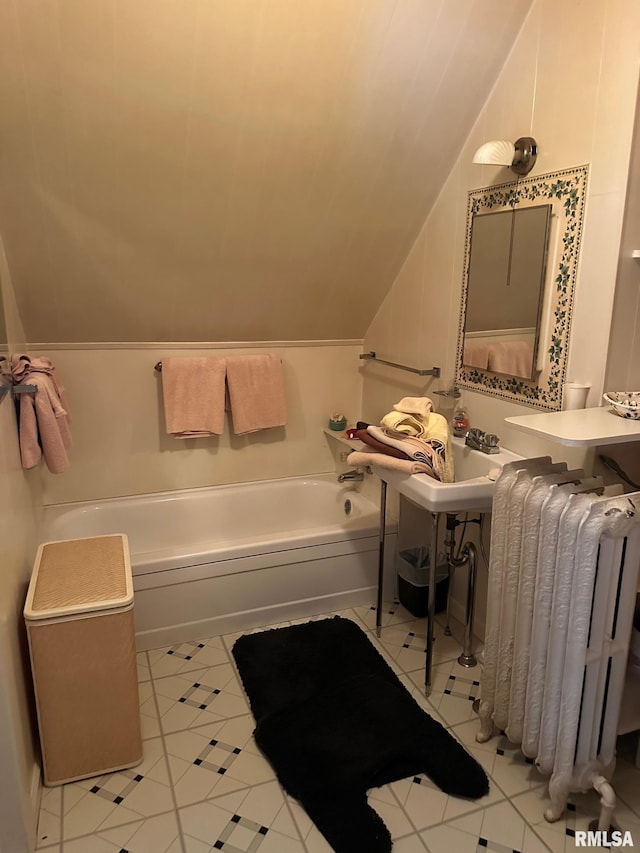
xmin=1 ymin=383 xmax=39 ymax=400
xmin=155 ymin=357 xmax=283 ymax=372
xmin=359 ymin=352 xmax=440 ymax=378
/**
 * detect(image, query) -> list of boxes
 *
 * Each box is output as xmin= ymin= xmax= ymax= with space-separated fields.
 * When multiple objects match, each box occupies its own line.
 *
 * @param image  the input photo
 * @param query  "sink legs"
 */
xmin=457 ymin=541 xmax=478 ymax=668
xmin=425 ymin=511 xmax=439 ymax=696
xmin=375 ymin=479 xmax=387 ymax=640
xmin=374 ymin=489 xmax=480 ymax=696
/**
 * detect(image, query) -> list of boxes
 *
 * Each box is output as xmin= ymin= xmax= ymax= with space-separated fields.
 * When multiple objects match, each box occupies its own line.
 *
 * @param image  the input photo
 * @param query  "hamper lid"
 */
xmin=24 ymin=534 xmax=133 ymax=620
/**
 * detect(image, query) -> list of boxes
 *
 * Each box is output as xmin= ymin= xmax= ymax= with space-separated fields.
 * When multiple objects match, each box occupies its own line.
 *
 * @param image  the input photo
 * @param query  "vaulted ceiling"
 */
xmin=0 ymin=0 xmax=532 ymax=343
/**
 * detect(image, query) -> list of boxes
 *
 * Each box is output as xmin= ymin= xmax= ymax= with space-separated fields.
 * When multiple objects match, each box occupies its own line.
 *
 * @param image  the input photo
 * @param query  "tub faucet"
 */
xmin=465 ymin=428 xmax=501 ymax=454
xmin=337 ymin=469 xmax=365 ymax=483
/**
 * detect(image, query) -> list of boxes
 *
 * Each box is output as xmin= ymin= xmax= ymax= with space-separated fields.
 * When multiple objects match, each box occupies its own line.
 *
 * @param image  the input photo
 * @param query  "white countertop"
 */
xmin=505 ymin=406 xmax=640 ymax=447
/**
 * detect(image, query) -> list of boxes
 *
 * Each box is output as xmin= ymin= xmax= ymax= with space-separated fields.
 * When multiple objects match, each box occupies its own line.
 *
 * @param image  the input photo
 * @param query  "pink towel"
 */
xmin=226 ymin=354 xmax=287 ymax=435
xmin=161 ymin=357 xmax=227 ymax=438
xmin=487 ymin=341 xmax=534 ymax=377
xmin=346 ymin=449 xmax=435 ymax=477
xmin=11 ymin=354 xmax=72 ymax=473
xmin=463 ymin=341 xmax=490 ymax=369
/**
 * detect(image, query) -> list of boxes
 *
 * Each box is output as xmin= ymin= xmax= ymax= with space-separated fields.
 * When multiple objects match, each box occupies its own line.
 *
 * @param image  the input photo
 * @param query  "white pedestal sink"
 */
xmin=370 ymin=436 xmax=523 ymax=694
xmin=370 ymin=436 xmax=523 ymax=514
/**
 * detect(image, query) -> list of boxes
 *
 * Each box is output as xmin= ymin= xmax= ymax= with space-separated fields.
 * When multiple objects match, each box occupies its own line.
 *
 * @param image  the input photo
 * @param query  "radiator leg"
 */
xmin=590 ymin=775 xmax=617 ymax=834
xmin=476 ymin=700 xmax=495 ymax=743
xmin=545 ymin=774 xmax=571 ymax=822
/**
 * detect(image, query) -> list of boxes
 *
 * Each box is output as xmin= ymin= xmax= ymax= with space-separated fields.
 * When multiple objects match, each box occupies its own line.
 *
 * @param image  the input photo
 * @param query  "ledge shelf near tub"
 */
xmin=505 ymin=406 xmax=640 ymax=447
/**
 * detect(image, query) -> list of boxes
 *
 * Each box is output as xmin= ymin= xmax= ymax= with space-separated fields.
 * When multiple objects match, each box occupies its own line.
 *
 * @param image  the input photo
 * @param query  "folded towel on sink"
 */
xmin=392 ymin=396 xmax=433 ymax=418
xmin=355 ymin=426 xmax=412 ymax=460
xmin=366 ymin=426 xmax=443 ymax=475
xmin=380 ymin=410 xmax=427 ymax=437
xmin=346 ymin=449 xmax=436 ymax=477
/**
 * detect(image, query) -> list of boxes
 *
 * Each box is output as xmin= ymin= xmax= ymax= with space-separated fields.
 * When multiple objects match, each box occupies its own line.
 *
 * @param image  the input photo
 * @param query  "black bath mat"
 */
xmin=232 ymin=616 xmax=488 ymax=852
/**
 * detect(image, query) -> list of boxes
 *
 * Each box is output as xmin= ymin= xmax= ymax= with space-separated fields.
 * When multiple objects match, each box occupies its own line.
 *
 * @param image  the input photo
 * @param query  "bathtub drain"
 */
xmin=344 ymin=499 xmax=352 ymax=516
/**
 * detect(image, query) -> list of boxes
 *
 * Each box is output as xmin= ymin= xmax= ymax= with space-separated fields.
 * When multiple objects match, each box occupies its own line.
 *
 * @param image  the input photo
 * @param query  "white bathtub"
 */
xmin=41 ymin=474 xmax=397 ymax=650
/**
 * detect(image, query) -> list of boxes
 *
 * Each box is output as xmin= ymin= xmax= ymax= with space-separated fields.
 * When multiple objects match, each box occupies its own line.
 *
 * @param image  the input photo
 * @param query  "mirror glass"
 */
xmin=456 ymin=165 xmax=588 ymax=411
xmin=462 ymin=204 xmax=552 ymax=380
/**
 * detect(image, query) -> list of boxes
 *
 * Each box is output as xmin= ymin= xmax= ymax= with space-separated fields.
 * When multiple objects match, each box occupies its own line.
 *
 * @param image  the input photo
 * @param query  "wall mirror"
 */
xmin=456 ymin=165 xmax=588 ymax=410
xmin=463 ymin=203 xmax=552 ymax=380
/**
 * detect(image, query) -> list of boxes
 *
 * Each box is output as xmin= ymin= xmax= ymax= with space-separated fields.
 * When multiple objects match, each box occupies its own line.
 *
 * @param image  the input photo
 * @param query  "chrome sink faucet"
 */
xmin=465 ymin=428 xmax=501 ymax=455
xmin=337 ymin=469 xmax=365 ymax=483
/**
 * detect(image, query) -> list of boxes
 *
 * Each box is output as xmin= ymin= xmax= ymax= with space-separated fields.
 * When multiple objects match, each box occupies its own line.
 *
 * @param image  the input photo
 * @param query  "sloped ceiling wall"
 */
xmin=0 ymin=0 xmax=532 ymax=343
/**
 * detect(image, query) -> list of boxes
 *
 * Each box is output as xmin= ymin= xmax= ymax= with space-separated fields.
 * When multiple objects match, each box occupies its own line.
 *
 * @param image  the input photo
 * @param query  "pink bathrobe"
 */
xmin=11 ymin=354 xmax=72 ymax=474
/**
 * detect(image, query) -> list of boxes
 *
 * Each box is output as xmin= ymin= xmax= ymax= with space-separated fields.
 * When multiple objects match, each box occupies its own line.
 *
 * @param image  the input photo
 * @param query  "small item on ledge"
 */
xmin=328 ymin=412 xmax=347 ymax=431
xmin=452 ymin=396 xmax=469 ymax=438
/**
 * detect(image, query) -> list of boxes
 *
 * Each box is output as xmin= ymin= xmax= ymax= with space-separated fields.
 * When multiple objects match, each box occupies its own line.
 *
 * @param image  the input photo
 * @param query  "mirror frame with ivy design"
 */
xmin=455 ymin=164 xmax=588 ymax=411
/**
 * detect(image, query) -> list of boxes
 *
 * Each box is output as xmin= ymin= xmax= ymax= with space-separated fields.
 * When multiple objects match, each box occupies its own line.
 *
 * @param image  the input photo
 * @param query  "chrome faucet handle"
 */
xmin=466 ymin=427 xmax=485 ymax=440
xmin=484 ymin=433 xmax=500 ymax=448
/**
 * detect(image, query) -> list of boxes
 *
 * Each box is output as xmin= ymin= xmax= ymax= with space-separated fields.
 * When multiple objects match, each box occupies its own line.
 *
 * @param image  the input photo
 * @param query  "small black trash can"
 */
xmin=396 ymin=547 xmax=449 ymax=617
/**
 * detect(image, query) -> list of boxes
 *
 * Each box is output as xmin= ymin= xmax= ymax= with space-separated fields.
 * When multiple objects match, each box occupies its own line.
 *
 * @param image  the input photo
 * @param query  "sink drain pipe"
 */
xmin=444 ymin=513 xmax=479 ymax=668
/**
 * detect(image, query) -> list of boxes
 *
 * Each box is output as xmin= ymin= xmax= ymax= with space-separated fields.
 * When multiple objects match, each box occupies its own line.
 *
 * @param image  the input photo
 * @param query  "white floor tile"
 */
xmin=35 ymin=811 xmax=61 ymax=849
xmin=137 ymin=651 xmax=151 ymax=682
xmin=44 ymin=608 xmax=640 ymax=853
xmin=391 ymin=833 xmax=429 ymax=852
xmin=138 ymin=680 xmax=161 ymax=740
xmin=36 ymin=787 xmax=62 ymax=848
xmin=369 ymin=789 xmax=415 ymax=838
xmin=352 ymin=601 xmax=417 ymax=631
xmin=449 ymin=799 xmax=529 ymax=852
xmin=99 ymin=811 xmax=181 ymax=853
xmin=148 ymin=636 xmax=230 ymax=679
xmin=64 ymin=836 xmax=121 ymax=852
xmin=179 ymin=800 xmax=235 ymax=846
xmin=164 ymin=715 xmax=275 ymax=808
xmin=451 ymin=719 xmax=548 ymax=799
xmin=62 ymin=738 xmax=174 ymax=839
xmin=40 ymin=785 xmax=62 ymax=818
xmin=421 ymin=822 xmax=483 ymax=853
xmin=153 ymin=663 xmax=249 ymax=734
xmin=183 ymin=834 xmax=212 ymax=853
xmin=410 ymin=658 xmax=481 ymax=727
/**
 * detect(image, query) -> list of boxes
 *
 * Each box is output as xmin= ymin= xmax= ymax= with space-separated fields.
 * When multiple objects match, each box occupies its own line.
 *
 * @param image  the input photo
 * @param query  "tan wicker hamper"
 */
xmin=24 ymin=534 xmax=142 ymax=785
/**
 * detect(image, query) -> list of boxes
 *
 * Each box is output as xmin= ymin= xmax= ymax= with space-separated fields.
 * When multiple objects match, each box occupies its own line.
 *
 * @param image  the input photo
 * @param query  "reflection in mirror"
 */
xmin=463 ymin=204 xmax=552 ymax=380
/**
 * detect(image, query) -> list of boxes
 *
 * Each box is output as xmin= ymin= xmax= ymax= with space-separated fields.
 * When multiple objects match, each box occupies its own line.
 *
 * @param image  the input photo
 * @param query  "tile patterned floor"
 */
xmin=35 ymin=603 xmax=640 ymax=853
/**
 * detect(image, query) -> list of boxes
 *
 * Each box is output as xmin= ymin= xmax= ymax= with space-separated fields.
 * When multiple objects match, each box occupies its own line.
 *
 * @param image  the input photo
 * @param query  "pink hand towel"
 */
xmin=161 ymin=357 xmax=227 ymax=438
xmin=487 ymin=341 xmax=534 ymax=377
xmin=11 ymin=354 xmax=72 ymax=473
xmin=226 ymin=354 xmax=287 ymax=435
xmin=463 ymin=341 xmax=490 ymax=370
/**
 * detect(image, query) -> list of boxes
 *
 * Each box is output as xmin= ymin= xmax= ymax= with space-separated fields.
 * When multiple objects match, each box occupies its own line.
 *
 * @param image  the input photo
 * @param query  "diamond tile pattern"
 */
xmin=38 ymin=603 xmax=640 ymax=853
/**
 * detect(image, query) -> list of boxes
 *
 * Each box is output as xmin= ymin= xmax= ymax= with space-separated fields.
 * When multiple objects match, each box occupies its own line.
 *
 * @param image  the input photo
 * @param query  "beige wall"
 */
xmin=606 ymin=88 xmax=640 ymax=394
xmin=0 ymin=0 xmax=532 ymax=344
xmin=0 ymin=239 xmax=41 ymax=853
xmin=32 ymin=343 xmax=364 ymax=505
xmin=596 ymin=89 xmax=640 ymax=490
xmin=363 ymin=0 xmax=640 ymax=461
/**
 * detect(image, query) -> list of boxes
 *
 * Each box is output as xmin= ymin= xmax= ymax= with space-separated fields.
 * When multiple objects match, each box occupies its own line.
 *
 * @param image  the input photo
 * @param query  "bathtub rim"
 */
xmin=40 ymin=470 xmax=370 ymax=511
xmin=40 ymin=472 xmax=393 ymax=577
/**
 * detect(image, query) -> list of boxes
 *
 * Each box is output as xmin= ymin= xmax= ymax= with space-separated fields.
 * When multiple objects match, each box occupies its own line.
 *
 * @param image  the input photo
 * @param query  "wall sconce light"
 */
xmin=472 ymin=136 xmax=538 ymax=176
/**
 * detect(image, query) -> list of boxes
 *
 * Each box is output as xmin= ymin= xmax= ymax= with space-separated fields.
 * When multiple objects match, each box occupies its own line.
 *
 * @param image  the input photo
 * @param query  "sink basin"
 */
xmin=373 ymin=436 xmax=523 ymax=513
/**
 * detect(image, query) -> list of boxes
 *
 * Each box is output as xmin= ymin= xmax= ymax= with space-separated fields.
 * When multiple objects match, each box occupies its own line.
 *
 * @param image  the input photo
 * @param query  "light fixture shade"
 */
xmin=472 ymin=139 xmax=515 ymax=166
